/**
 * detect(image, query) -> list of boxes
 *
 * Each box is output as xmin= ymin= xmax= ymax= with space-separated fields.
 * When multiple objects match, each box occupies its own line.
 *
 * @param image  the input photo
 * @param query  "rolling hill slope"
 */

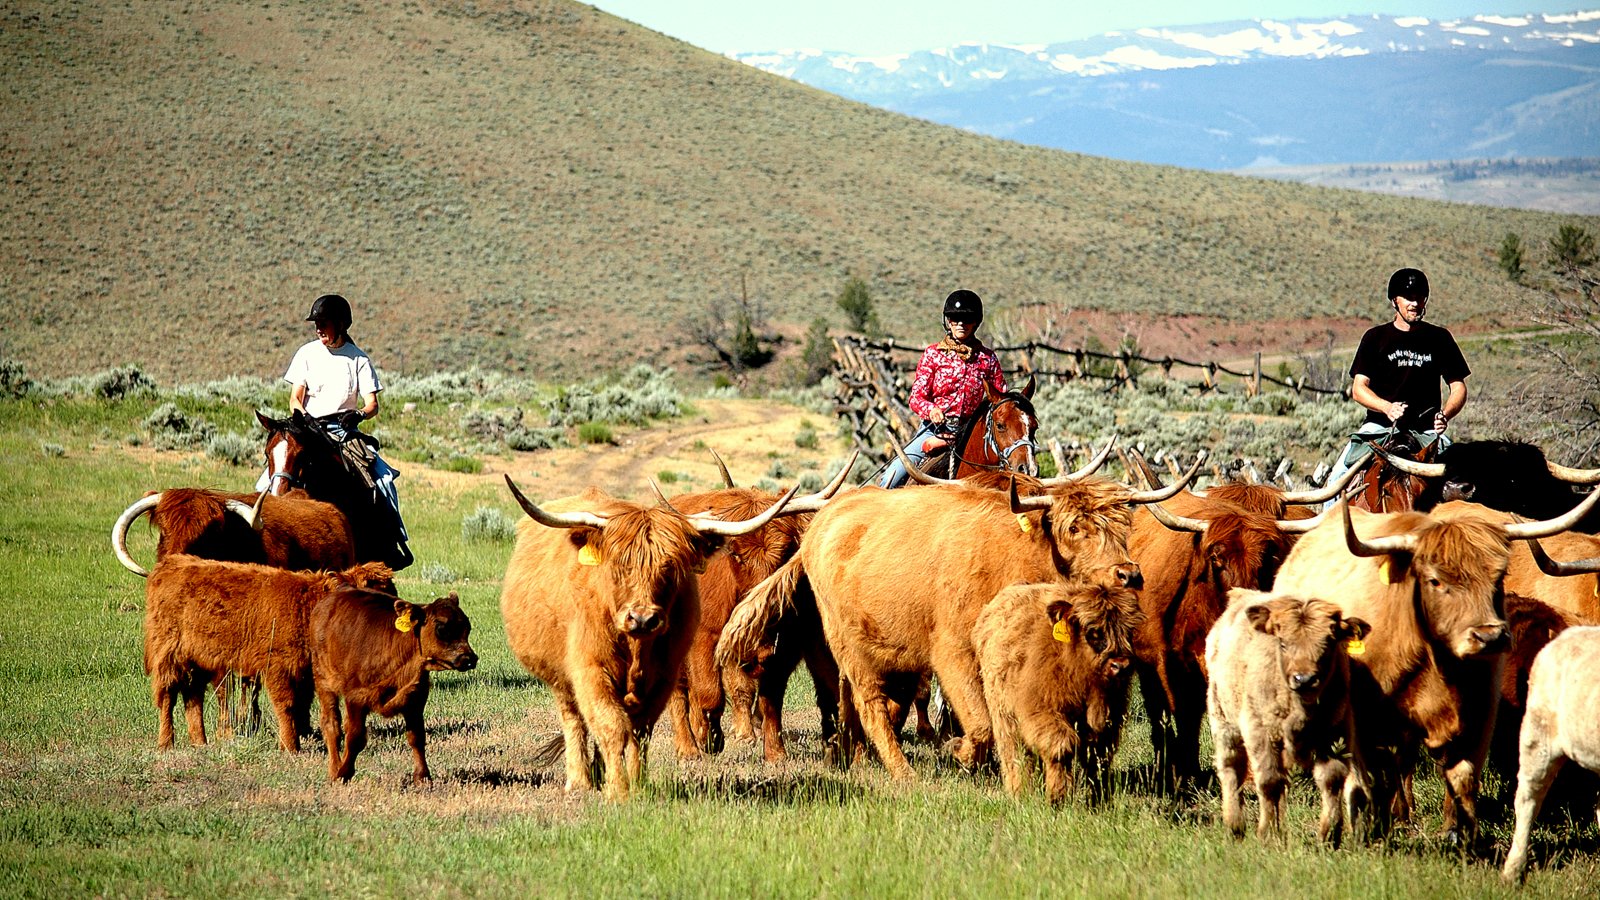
xmin=1 ymin=0 xmax=1592 ymax=382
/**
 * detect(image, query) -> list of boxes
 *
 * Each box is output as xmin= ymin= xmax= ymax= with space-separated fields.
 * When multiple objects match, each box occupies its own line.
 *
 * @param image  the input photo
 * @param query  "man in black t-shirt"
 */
xmin=1323 ymin=268 xmax=1470 ymax=500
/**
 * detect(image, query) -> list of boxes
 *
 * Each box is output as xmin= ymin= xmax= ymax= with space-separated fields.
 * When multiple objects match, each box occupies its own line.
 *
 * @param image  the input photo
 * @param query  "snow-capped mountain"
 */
xmin=732 ymin=11 xmax=1600 ymax=170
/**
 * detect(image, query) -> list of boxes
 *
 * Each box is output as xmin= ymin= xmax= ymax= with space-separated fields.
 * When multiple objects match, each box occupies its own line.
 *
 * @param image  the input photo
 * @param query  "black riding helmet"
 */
xmin=943 ymin=289 xmax=983 ymax=325
xmin=306 ymin=293 xmax=353 ymax=331
xmin=1387 ymin=268 xmax=1429 ymax=303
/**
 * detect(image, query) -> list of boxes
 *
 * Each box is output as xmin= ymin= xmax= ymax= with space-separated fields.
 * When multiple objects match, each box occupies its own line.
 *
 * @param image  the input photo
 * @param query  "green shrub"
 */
xmin=90 ymin=365 xmax=158 ymax=400
xmin=414 ymin=561 xmax=458 ymax=583
xmin=441 ymin=453 xmax=482 ymax=474
xmin=143 ymin=402 xmax=216 ymax=449
xmin=461 ymin=506 xmax=517 ymax=543
xmin=577 ymin=422 xmax=614 ymax=445
xmin=794 ymin=425 xmax=819 ymax=449
xmin=548 ymin=365 xmax=683 ymax=427
xmin=656 ymin=470 xmax=682 ymax=484
xmin=204 ymin=431 xmax=256 ymax=466
xmin=0 ymin=359 xmax=35 ymax=399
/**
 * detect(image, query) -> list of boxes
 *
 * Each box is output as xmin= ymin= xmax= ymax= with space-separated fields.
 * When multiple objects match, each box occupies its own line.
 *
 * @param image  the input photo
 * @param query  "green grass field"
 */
xmin=3 ymin=394 xmax=1598 ymax=898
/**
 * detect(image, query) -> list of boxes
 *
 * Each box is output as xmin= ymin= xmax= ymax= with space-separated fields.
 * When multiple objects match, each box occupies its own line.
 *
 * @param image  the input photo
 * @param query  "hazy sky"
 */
xmin=584 ymin=2 xmax=1592 ymax=54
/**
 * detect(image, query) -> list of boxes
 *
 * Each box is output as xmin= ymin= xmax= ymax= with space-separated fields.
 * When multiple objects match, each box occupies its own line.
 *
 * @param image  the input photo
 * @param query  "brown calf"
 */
xmin=114 ymin=487 xmax=355 ymax=576
xmin=312 ymin=590 xmax=477 ymax=783
xmin=1206 ymin=590 xmax=1370 ymax=845
xmin=973 ymin=582 xmax=1142 ymax=805
xmin=143 ymin=555 xmax=395 ymax=750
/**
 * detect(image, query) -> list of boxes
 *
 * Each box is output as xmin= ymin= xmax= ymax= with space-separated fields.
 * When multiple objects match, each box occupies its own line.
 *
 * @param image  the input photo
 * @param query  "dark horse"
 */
xmin=257 ymin=410 xmax=411 ymax=569
xmin=917 ymin=375 xmax=1039 ymax=479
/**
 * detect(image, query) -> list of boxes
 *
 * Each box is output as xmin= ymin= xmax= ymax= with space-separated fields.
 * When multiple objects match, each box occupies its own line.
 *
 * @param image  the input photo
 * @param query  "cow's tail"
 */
xmin=529 ymin=733 xmax=566 ymax=769
xmin=715 ymin=554 xmax=805 ymax=668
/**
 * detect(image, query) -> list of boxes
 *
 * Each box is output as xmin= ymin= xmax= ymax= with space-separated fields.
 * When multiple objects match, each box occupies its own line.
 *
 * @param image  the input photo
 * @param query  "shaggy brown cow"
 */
xmin=1488 ymin=595 xmax=1596 ymax=809
xmin=719 ymin=470 xmax=1184 ymax=781
xmin=974 ymin=582 xmax=1142 ymax=805
xmin=1206 ymin=590 xmax=1370 ymax=846
xmin=312 ymin=589 xmax=477 ymax=783
xmin=143 ymin=555 xmax=395 ymax=750
xmin=1270 ymin=493 xmax=1600 ymax=843
xmin=499 ymin=477 xmax=801 ymax=800
xmin=1127 ymin=492 xmax=1321 ymax=793
xmin=666 ymin=461 xmax=851 ymax=762
xmin=113 ymin=488 xmax=355 ymax=576
xmin=1503 ymin=530 xmax=1600 ymax=620
xmin=1503 ymin=626 xmax=1600 ymax=884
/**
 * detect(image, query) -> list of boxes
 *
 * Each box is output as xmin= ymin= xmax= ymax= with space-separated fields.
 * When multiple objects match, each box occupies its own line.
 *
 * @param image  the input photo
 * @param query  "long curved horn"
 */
xmin=710 ymin=449 xmax=736 ymax=488
xmin=692 ymin=484 xmax=801 ymax=536
xmin=1279 ymin=461 xmax=1365 ymax=505
xmin=1341 ymin=498 xmax=1417 ymax=557
xmin=230 ymin=494 xmax=265 ymax=532
xmin=1123 ymin=447 xmax=1167 ymax=491
xmin=1146 ymin=501 xmax=1210 ymax=534
xmin=1043 ymin=436 xmax=1117 ymax=484
xmin=111 ymin=494 xmax=162 ymax=576
xmin=1503 ymin=487 xmax=1600 ymax=540
xmin=781 ymin=450 xmax=860 ymax=513
xmin=1128 ymin=451 xmax=1207 ymax=504
xmin=1547 ymin=460 xmax=1600 ymax=485
xmin=1527 ymin=538 xmax=1600 ymax=576
xmin=1370 ymin=444 xmax=1446 ymax=478
xmin=894 ymin=443 xmax=959 ymax=486
xmin=1011 ymin=475 xmax=1053 ymax=513
xmin=1275 ymin=506 xmax=1331 ymax=534
xmin=649 ymin=479 xmax=686 ymax=514
xmin=504 ymin=475 xmax=609 ymax=530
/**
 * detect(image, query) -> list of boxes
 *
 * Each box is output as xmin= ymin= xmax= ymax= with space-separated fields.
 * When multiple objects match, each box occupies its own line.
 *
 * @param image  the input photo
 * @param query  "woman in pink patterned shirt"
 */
xmin=879 ymin=290 xmax=1009 ymax=488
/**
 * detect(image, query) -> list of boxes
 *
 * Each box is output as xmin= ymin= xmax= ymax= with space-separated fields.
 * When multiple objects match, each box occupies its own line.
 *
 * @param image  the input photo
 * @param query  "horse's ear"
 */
xmin=256 ymin=411 xmax=276 ymax=430
xmin=1020 ymin=373 xmax=1036 ymax=400
xmin=984 ymin=379 xmax=1001 ymax=403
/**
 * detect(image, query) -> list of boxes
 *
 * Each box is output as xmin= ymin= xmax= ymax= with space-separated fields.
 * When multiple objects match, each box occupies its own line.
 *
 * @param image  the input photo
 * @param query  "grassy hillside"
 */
xmin=2 ymin=0 xmax=1593 ymax=383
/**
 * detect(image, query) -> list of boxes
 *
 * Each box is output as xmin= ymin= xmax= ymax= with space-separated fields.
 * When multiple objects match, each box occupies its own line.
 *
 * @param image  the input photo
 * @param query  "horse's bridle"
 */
xmin=954 ymin=395 xmax=1038 ymax=476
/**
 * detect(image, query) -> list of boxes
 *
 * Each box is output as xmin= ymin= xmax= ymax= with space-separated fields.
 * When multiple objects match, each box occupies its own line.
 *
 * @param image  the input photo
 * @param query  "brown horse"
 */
xmin=918 ymin=375 xmax=1039 ymax=479
xmin=257 ymin=411 xmax=410 ymax=569
xmin=1351 ymin=431 xmax=1437 ymax=513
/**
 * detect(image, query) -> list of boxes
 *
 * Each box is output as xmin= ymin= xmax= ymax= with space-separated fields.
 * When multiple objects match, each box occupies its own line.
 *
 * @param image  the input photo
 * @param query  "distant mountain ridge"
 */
xmin=732 ymin=10 xmax=1600 ymax=171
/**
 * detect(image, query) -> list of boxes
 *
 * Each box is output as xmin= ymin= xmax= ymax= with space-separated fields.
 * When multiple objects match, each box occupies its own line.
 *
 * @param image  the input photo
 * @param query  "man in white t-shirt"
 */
xmin=261 ymin=294 xmax=411 ymax=568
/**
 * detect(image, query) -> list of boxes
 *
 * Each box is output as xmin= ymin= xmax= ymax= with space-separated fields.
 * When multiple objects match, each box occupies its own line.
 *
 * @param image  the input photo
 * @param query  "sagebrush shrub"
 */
xmin=462 ymin=506 xmax=518 ymax=543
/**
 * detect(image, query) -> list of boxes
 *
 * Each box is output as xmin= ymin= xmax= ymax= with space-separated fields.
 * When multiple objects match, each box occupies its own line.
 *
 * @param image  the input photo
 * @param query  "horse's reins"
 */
xmin=951 ymin=395 xmax=1037 ymax=475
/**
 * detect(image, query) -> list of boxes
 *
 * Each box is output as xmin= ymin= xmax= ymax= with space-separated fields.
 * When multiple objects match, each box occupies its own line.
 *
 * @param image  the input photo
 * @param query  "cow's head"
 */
xmin=1237 ymin=590 xmax=1369 ymax=700
xmin=401 ymin=592 xmax=477 ymax=672
xmin=1338 ymin=494 xmax=1600 ymax=658
xmin=1146 ymin=503 xmax=1306 ymax=592
xmin=1043 ymin=583 xmax=1143 ymax=685
xmin=1011 ymin=477 xmax=1148 ymax=590
xmin=504 ymin=476 xmax=798 ymax=638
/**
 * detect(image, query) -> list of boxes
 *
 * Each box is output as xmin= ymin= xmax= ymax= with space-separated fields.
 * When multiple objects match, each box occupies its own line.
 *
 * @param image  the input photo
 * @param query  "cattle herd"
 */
xmin=113 ymin=430 xmax=1600 ymax=884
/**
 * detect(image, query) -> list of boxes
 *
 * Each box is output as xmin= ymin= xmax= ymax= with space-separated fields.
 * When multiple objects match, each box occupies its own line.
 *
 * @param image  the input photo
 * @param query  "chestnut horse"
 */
xmin=917 ymin=375 xmax=1039 ymax=479
xmin=1351 ymin=430 xmax=1437 ymax=514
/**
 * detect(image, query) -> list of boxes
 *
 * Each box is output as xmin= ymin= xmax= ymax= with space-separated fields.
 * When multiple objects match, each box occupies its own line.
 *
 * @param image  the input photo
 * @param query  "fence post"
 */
xmin=1249 ymin=352 xmax=1262 ymax=398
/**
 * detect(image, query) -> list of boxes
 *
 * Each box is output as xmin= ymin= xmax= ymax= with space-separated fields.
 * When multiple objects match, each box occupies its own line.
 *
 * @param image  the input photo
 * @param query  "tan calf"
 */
xmin=1206 ymin=590 xmax=1370 ymax=845
xmin=973 ymin=582 xmax=1141 ymax=805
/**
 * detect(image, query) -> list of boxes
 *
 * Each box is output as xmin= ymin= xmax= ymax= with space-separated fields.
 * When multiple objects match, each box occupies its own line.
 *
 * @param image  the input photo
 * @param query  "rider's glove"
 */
xmin=336 ymin=410 xmax=365 ymax=433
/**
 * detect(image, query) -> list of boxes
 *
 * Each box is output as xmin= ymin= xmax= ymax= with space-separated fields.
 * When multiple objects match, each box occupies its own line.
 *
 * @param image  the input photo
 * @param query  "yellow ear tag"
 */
xmin=1345 ymin=637 xmax=1366 ymax=657
xmin=578 ymin=542 xmax=603 ymax=567
xmin=394 ymin=608 xmax=415 ymax=633
xmin=1052 ymin=620 xmax=1071 ymax=644
xmin=1378 ymin=558 xmax=1393 ymax=584
xmin=1016 ymin=513 xmax=1034 ymax=534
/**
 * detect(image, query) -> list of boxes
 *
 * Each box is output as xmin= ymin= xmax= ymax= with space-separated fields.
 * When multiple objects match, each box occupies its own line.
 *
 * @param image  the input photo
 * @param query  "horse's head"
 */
xmin=1353 ymin=432 xmax=1434 ymax=514
xmin=256 ymin=410 xmax=343 ymax=497
xmin=971 ymin=373 xmax=1038 ymax=477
